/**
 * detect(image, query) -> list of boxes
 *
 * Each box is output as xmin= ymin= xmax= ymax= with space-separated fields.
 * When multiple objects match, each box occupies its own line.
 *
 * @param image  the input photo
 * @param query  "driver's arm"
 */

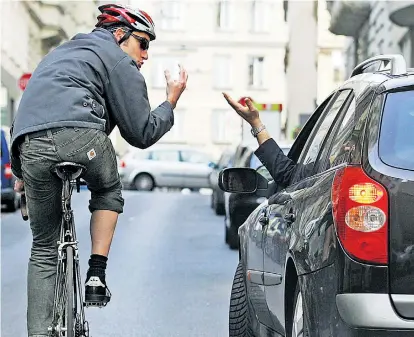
xmin=254 ymin=138 xmax=296 ymax=188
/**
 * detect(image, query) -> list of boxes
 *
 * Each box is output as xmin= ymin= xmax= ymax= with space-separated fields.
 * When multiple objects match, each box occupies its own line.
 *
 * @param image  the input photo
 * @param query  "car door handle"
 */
xmin=259 ymin=209 xmax=270 ymax=226
xmin=284 ymin=212 xmax=296 ymax=225
xmin=259 ymin=214 xmax=269 ymax=226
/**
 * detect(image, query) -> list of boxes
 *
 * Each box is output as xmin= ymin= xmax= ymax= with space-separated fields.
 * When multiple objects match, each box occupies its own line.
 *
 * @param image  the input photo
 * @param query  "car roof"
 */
xmin=339 ymin=68 xmax=414 ymax=98
xmin=379 ymin=74 xmax=414 ymax=92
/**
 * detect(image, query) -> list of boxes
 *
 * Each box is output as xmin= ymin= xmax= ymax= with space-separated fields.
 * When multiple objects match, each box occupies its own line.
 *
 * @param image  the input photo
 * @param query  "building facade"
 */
xmin=327 ymin=1 xmax=414 ymax=77
xmin=1 ymin=0 xmax=98 ymax=134
xmin=109 ymin=0 xmax=289 ymax=156
xmin=284 ymin=0 xmax=346 ymax=140
xmin=1 ymin=0 xmax=347 ymax=156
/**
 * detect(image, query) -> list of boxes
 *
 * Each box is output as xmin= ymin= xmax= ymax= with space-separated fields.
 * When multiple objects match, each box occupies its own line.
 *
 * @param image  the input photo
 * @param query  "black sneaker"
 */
xmin=84 ymin=276 xmax=111 ymax=307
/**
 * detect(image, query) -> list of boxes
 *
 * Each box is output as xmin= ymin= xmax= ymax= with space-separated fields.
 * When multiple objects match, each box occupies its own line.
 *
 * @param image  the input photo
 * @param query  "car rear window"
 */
xmin=379 ymin=89 xmax=414 ymax=171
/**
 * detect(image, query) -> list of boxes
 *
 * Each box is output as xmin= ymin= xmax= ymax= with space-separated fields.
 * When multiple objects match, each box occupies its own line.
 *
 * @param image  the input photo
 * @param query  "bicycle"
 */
xmin=21 ymin=161 xmax=92 ymax=337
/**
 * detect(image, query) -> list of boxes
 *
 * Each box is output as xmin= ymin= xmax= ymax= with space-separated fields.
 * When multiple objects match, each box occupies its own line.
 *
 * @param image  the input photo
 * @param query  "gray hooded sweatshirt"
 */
xmin=11 ymin=28 xmax=174 ymax=177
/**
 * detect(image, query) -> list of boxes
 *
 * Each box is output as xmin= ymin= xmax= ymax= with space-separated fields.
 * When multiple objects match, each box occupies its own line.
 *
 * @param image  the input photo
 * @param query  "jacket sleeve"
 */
xmin=106 ymin=56 xmax=174 ymax=149
xmin=254 ymin=138 xmax=296 ymax=188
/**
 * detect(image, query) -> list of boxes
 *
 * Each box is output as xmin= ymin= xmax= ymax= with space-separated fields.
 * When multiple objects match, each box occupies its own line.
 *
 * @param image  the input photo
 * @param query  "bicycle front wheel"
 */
xmin=65 ymin=246 xmax=74 ymax=337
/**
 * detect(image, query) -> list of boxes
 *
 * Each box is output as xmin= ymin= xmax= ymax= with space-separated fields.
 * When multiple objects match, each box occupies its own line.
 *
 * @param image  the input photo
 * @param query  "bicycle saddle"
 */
xmin=52 ymin=162 xmax=87 ymax=181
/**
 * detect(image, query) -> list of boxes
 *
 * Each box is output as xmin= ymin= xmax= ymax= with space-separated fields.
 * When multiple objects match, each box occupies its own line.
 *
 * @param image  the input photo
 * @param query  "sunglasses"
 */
xmin=130 ymin=34 xmax=150 ymax=51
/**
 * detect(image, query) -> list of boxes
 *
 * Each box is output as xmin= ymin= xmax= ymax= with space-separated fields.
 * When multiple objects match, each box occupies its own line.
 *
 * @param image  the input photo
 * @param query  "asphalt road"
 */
xmin=1 ymin=190 xmax=238 ymax=337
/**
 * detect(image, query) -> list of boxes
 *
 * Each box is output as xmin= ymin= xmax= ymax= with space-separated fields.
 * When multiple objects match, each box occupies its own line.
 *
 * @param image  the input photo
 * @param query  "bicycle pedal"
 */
xmin=83 ymin=301 xmax=108 ymax=308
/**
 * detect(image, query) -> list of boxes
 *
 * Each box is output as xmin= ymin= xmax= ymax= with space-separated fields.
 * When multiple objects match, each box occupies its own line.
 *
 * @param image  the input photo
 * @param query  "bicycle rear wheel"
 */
xmin=65 ymin=246 xmax=74 ymax=337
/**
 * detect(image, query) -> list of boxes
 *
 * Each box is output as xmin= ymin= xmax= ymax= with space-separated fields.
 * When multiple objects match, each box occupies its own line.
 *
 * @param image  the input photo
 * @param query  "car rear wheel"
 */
xmin=226 ymin=217 xmax=239 ymax=250
xmin=4 ymin=193 xmax=19 ymax=212
xmin=229 ymin=262 xmax=253 ymax=337
xmin=290 ymin=283 xmax=309 ymax=337
xmin=213 ymin=192 xmax=225 ymax=215
xmin=133 ymin=174 xmax=154 ymax=191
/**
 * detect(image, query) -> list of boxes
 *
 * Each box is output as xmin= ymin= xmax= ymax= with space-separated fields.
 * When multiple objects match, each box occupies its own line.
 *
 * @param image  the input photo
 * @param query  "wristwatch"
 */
xmin=251 ymin=124 xmax=266 ymax=138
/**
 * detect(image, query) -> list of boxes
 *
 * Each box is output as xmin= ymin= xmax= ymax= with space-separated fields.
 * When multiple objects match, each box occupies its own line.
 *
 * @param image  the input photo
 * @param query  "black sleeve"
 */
xmin=254 ymin=138 xmax=296 ymax=187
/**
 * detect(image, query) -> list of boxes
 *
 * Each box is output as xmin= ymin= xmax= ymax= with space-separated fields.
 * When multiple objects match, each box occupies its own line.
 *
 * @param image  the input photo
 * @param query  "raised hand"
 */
xmin=165 ymin=64 xmax=188 ymax=109
xmin=222 ymin=93 xmax=260 ymax=126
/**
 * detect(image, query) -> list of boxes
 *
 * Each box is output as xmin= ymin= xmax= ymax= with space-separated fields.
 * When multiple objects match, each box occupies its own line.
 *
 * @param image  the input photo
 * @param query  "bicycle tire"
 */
xmin=65 ymin=246 xmax=75 ymax=337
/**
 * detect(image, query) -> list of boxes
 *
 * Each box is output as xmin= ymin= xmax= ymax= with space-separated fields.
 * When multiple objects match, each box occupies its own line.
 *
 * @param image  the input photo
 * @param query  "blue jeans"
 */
xmin=18 ymin=127 xmax=124 ymax=336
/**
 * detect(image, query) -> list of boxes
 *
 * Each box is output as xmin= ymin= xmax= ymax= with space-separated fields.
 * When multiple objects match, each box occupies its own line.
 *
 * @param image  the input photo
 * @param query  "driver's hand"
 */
xmin=222 ymin=93 xmax=260 ymax=126
xmin=14 ymin=179 xmax=24 ymax=193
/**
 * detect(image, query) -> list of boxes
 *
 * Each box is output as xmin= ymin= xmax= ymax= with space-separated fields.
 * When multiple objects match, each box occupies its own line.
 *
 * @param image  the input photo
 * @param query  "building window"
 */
xmin=251 ymin=1 xmax=269 ymax=33
xmin=162 ymin=110 xmax=185 ymax=142
xmin=213 ymin=55 xmax=232 ymax=89
xmin=248 ymin=56 xmax=265 ymax=88
xmin=151 ymin=56 xmax=181 ymax=88
xmin=160 ymin=1 xmax=183 ymax=30
xmin=217 ymin=0 xmax=232 ymax=30
xmin=211 ymin=110 xmax=240 ymax=143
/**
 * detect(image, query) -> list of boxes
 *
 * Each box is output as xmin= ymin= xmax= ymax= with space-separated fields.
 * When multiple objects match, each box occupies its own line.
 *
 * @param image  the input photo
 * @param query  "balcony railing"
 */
xmin=388 ymin=1 xmax=414 ymax=27
xmin=327 ymin=0 xmax=371 ymax=37
xmin=24 ymin=1 xmax=68 ymax=52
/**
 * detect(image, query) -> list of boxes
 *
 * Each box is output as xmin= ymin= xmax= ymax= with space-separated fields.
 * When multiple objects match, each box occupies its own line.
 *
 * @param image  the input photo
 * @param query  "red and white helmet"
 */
xmin=96 ymin=4 xmax=156 ymax=41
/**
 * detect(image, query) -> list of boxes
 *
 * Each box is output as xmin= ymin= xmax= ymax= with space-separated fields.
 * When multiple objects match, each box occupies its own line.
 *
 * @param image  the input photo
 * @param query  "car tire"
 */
xmin=133 ymin=174 xmax=154 ymax=191
xmin=228 ymin=226 xmax=239 ymax=250
xmin=225 ymin=223 xmax=229 ymax=244
xmin=4 ymin=193 xmax=19 ymax=212
xmin=214 ymin=194 xmax=225 ymax=215
xmin=229 ymin=262 xmax=253 ymax=337
xmin=289 ymin=283 xmax=309 ymax=337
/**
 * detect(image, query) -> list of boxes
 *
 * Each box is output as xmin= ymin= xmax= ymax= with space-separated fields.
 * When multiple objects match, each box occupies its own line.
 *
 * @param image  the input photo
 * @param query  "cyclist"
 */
xmin=10 ymin=4 xmax=188 ymax=336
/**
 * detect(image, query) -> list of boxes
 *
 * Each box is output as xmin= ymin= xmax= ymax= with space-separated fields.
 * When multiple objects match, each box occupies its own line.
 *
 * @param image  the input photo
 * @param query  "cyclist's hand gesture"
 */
xmin=165 ymin=64 xmax=188 ymax=109
xmin=222 ymin=93 xmax=260 ymax=126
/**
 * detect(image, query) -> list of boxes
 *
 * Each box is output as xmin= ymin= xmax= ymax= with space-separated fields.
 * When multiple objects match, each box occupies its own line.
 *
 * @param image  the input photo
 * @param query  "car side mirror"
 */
xmin=218 ymin=168 xmax=268 ymax=193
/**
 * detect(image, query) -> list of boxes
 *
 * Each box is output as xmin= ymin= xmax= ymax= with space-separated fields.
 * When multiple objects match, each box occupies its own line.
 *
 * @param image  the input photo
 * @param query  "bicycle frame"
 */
xmin=49 ymin=174 xmax=88 ymax=336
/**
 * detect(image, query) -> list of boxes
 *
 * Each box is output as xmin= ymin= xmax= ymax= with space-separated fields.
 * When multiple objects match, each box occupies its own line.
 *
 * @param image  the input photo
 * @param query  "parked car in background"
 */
xmin=224 ymin=142 xmax=291 ymax=249
xmin=1 ymin=128 xmax=20 ymax=211
xmin=209 ymin=148 xmax=234 ymax=215
xmin=221 ymin=55 xmax=414 ymax=336
xmin=119 ymin=145 xmax=214 ymax=191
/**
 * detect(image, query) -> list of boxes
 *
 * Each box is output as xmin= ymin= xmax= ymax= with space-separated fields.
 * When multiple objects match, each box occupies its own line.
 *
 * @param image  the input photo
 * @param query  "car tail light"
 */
xmin=4 ymin=163 xmax=12 ymax=179
xmin=119 ymin=160 xmax=126 ymax=168
xmin=332 ymin=166 xmax=388 ymax=265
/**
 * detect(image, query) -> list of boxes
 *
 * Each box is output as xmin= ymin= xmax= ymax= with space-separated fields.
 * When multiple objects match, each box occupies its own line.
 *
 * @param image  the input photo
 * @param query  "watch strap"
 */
xmin=251 ymin=124 xmax=266 ymax=137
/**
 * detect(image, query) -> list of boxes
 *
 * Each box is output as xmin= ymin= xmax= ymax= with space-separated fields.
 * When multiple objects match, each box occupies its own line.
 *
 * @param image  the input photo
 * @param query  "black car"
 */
xmin=220 ymin=55 xmax=414 ymax=336
xmin=224 ymin=144 xmax=291 ymax=250
xmin=209 ymin=148 xmax=234 ymax=215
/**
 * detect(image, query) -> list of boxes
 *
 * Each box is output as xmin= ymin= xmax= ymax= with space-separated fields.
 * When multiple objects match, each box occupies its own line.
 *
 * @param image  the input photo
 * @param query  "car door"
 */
xmin=149 ymin=149 xmax=184 ymax=187
xmin=179 ymin=150 xmax=212 ymax=188
xmin=261 ymin=89 xmax=355 ymax=334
